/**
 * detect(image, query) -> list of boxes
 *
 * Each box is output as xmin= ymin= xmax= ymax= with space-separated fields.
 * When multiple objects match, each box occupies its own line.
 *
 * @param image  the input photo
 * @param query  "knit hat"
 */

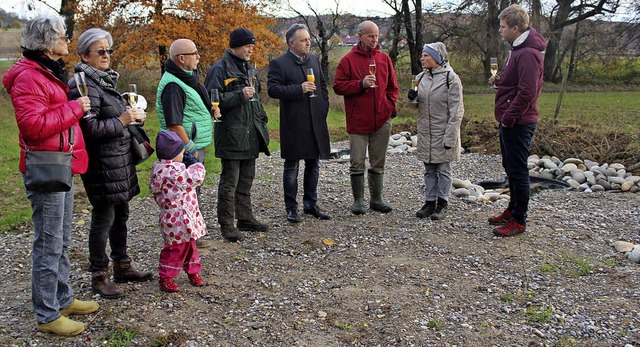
xmin=156 ymin=130 xmax=184 ymax=160
xmin=229 ymin=28 xmax=256 ymax=48
xmin=422 ymin=42 xmax=448 ymax=66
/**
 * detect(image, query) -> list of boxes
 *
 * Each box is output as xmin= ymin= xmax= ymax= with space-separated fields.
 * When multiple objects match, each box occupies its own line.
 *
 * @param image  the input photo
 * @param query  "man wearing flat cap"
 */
xmin=204 ymin=28 xmax=270 ymax=243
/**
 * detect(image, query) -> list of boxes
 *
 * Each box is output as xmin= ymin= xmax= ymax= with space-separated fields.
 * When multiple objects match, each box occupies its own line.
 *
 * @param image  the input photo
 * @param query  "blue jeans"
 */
xmin=423 ymin=162 xmax=452 ymax=202
xmin=26 ymin=182 xmax=75 ymax=324
xmin=283 ymin=159 xmax=320 ymax=212
xmin=499 ymin=123 xmax=536 ymax=225
xmin=88 ymin=202 xmax=129 ymax=272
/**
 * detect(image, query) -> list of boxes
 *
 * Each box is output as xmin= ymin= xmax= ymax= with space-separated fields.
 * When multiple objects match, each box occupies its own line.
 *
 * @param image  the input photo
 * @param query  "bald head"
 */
xmin=357 ymin=20 xmax=378 ymax=34
xmin=168 ymin=39 xmax=200 ymax=70
xmin=357 ymin=20 xmax=379 ymax=51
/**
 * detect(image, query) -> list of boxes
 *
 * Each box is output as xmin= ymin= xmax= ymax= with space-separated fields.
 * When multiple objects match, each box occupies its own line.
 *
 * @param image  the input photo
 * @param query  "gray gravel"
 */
xmin=0 ymin=143 xmax=639 ymax=346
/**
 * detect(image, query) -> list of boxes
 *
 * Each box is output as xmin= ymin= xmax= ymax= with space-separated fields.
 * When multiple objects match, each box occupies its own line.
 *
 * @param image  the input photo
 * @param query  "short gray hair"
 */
xmin=76 ymin=28 xmax=113 ymax=58
xmin=285 ymin=24 xmax=309 ymax=44
xmin=22 ymin=14 xmax=66 ymax=52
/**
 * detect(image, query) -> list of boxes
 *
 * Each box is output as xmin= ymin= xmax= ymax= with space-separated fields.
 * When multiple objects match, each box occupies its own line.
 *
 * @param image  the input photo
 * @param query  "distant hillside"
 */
xmin=0 ymin=30 xmax=21 ymax=59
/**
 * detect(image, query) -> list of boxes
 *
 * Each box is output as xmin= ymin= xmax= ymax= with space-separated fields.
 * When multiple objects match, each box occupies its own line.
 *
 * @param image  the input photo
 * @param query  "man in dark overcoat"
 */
xmin=267 ymin=24 xmax=332 ymax=223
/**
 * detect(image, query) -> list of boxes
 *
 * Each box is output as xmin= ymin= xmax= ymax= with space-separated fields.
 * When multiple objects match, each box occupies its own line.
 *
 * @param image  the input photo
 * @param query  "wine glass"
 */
xmin=127 ymin=84 xmax=138 ymax=108
xmin=490 ymin=57 xmax=498 ymax=89
xmin=306 ymin=68 xmax=317 ymax=98
xmin=74 ymin=72 xmax=90 ymax=117
xmin=411 ymin=75 xmax=419 ymax=104
xmin=368 ymin=60 xmax=377 ymax=88
xmin=248 ymin=65 xmax=257 ymax=101
xmin=210 ymin=89 xmax=221 ymax=123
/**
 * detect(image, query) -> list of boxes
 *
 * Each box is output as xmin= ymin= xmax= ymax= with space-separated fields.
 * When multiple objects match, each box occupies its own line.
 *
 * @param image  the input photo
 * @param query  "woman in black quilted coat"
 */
xmin=68 ymin=28 xmax=152 ymax=299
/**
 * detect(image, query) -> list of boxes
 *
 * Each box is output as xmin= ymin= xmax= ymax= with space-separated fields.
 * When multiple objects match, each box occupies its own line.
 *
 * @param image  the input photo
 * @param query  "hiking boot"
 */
xmin=188 ymin=273 xmax=205 ymax=287
xmin=488 ymin=209 xmax=513 ymax=225
xmin=59 ymin=299 xmax=99 ymax=317
xmin=113 ymin=258 xmax=153 ymax=283
xmin=159 ymin=278 xmax=180 ymax=292
xmin=493 ymin=220 xmax=526 ymax=237
xmin=92 ymin=270 xmax=124 ymax=299
xmin=416 ymin=201 xmax=436 ymax=219
xmin=237 ymin=218 xmax=269 ymax=232
xmin=221 ymin=225 xmax=244 ymax=242
xmin=195 ymin=239 xmax=213 ymax=249
xmin=37 ymin=316 xmax=85 ymax=336
xmin=430 ymin=198 xmax=448 ymax=221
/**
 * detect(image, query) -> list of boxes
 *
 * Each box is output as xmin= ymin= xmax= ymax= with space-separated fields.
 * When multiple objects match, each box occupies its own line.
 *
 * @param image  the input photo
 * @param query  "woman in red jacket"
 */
xmin=2 ymin=14 xmax=98 ymax=336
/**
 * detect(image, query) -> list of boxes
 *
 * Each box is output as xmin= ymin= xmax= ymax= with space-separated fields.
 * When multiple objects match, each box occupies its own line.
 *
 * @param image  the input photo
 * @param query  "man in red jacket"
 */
xmin=489 ymin=4 xmax=547 ymax=237
xmin=333 ymin=20 xmax=399 ymax=215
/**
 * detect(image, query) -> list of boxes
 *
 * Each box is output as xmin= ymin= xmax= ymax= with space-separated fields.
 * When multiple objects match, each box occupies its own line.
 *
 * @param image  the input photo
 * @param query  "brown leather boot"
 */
xmin=92 ymin=270 xmax=124 ymax=299
xmin=113 ymin=258 xmax=153 ymax=283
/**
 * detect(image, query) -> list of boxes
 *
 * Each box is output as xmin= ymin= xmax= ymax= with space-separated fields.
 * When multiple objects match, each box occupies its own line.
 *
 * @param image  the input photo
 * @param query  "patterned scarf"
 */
xmin=74 ymin=62 xmax=120 ymax=94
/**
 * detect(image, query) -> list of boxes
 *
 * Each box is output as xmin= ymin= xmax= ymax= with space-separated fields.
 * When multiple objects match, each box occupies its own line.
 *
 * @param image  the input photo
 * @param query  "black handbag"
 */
xmin=23 ymin=127 xmax=74 ymax=192
xmin=129 ymin=124 xmax=154 ymax=165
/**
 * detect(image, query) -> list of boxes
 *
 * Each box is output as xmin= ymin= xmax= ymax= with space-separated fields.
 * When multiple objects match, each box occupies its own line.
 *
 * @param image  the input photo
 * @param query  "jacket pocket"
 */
xmin=222 ymin=125 xmax=250 ymax=152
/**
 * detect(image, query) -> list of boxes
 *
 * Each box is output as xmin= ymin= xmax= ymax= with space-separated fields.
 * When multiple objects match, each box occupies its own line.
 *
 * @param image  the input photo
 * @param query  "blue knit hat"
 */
xmin=156 ymin=130 xmax=183 ymax=160
xmin=422 ymin=43 xmax=444 ymax=65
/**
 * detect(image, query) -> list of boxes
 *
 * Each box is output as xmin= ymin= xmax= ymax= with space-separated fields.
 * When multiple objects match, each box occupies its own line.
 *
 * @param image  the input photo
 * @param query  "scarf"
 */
xmin=22 ymin=48 xmax=68 ymax=84
xmin=164 ymin=59 xmax=211 ymax=108
xmin=74 ymin=62 xmax=120 ymax=94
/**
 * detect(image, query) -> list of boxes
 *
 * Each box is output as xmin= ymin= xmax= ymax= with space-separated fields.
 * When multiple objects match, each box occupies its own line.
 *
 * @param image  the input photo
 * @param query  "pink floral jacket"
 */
xmin=149 ymin=160 xmax=207 ymax=245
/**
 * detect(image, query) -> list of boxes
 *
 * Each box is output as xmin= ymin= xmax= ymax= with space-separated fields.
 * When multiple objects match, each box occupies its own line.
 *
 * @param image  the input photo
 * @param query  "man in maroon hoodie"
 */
xmin=334 ymin=20 xmax=399 ymax=215
xmin=488 ymin=4 xmax=547 ymax=237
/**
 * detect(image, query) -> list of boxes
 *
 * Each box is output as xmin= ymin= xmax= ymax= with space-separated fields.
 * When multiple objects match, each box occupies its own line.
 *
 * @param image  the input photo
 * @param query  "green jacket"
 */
xmin=204 ymin=50 xmax=270 ymax=160
xmin=156 ymin=72 xmax=213 ymax=150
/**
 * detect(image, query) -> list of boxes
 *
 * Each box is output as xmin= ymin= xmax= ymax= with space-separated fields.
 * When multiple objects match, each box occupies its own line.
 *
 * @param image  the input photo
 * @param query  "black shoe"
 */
xmin=416 ymin=201 xmax=436 ymax=219
xmin=303 ymin=206 xmax=332 ymax=220
xmin=286 ymin=210 xmax=301 ymax=223
xmin=430 ymin=198 xmax=448 ymax=221
xmin=237 ymin=218 xmax=269 ymax=232
xmin=221 ymin=225 xmax=244 ymax=242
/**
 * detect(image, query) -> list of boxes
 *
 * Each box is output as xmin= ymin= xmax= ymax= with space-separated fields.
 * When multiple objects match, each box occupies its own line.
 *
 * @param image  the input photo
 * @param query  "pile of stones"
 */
xmin=387 ymin=132 xmax=418 ymax=154
xmin=612 ymin=241 xmax=640 ymax=263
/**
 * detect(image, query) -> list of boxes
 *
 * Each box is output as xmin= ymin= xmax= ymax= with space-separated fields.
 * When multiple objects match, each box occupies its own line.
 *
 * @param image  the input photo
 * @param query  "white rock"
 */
xmin=452 ymin=178 xmax=466 ymax=188
xmin=407 ymin=147 xmax=418 ymax=154
xmin=627 ymin=176 xmax=640 ymax=183
xmin=566 ymin=179 xmax=581 ymax=189
xmin=453 ymin=188 xmax=470 ymax=197
xmin=613 ymin=241 xmax=635 ymax=253
xmin=387 ymin=148 xmax=404 ymax=154
xmin=609 ymin=176 xmax=626 ymax=185
xmin=563 ymin=157 xmax=583 ymax=165
xmin=399 ymin=131 xmax=411 ymax=138
xmin=628 ymin=246 xmax=640 ymax=263
xmin=410 ymin=135 xmax=418 ymax=147
xmin=390 ymin=134 xmax=402 ymax=140
xmin=541 ymin=158 xmax=558 ymax=170
xmin=571 ymin=170 xmax=586 ymax=183
xmin=609 ymin=163 xmax=625 ymax=170
xmin=621 ymin=181 xmax=635 ymax=192
xmin=561 ymin=163 xmax=578 ymax=172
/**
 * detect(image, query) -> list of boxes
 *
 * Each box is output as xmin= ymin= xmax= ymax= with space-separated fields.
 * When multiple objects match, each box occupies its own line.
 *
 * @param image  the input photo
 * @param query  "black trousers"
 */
xmin=217 ymin=158 xmax=256 ymax=227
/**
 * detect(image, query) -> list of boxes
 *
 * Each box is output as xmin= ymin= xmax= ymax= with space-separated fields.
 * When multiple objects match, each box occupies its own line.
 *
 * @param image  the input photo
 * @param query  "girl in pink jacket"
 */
xmin=150 ymin=130 xmax=207 ymax=292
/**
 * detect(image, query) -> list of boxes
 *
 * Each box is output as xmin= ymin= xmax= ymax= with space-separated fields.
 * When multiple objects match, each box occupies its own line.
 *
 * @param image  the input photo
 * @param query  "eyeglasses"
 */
xmin=90 ymin=49 xmax=114 ymax=56
xmin=179 ymin=51 xmax=199 ymax=56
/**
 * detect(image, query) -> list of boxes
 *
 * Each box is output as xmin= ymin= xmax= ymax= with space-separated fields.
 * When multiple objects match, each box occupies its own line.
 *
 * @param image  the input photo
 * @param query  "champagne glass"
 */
xmin=306 ymin=68 xmax=317 ymax=98
xmin=74 ymin=72 xmax=90 ymax=117
xmin=411 ymin=75 xmax=419 ymax=104
xmin=368 ymin=59 xmax=377 ymax=88
xmin=490 ymin=57 xmax=498 ymax=89
xmin=248 ymin=67 xmax=257 ymax=101
xmin=127 ymin=84 xmax=138 ymax=108
xmin=210 ymin=89 xmax=221 ymax=123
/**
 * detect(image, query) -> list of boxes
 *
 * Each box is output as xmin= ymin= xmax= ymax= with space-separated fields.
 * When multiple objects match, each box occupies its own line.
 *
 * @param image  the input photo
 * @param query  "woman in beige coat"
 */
xmin=408 ymin=42 xmax=464 ymax=220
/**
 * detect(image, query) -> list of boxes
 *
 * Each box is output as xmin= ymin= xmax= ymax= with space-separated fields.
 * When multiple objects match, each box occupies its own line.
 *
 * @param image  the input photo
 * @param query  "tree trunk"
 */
xmin=485 ymin=0 xmax=502 ymax=79
xmin=59 ymin=0 xmax=77 ymax=38
xmin=388 ymin=12 xmax=403 ymax=65
xmin=155 ymin=0 xmax=167 ymax=76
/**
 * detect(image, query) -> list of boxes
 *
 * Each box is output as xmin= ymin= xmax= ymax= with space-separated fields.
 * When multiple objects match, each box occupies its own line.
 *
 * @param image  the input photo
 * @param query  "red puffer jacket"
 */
xmin=3 ymin=57 xmax=88 ymax=174
xmin=333 ymin=44 xmax=399 ymax=134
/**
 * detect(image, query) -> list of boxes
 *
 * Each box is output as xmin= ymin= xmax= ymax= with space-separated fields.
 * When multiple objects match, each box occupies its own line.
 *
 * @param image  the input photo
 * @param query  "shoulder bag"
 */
xmin=23 ymin=127 xmax=74 ymax=192
xmin=129 ymin=124 xmax=154 ymax=165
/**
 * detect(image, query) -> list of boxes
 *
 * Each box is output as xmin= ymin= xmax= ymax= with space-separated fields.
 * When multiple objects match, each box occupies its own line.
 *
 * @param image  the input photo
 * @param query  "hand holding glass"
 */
xmin=490 ymin=57 xmax=498 ymax=89
xmin=74 ymin=72 xmax=91 ymax=117
xmin=248 ymin=67 xmax=257 ymax=101
xmin=306 ymin=68 xmax=317 ymax=98
xmin=369 ymin=60 xmax=377 ymax=88
xmin=127 ymin=84 xmax=143 ymax=123
xmin=210 ymin=89 xmax=221 ymax=123
xmin=411 ymin=75 xmax=419 ymax=103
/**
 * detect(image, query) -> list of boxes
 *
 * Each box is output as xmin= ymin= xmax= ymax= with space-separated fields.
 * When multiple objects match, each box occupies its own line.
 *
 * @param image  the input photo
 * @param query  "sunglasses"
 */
xmin=90 ymin=49 xmax=114 ymax=56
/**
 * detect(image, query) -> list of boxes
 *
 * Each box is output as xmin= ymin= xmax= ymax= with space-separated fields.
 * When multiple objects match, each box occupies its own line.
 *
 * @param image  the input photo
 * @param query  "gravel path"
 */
xmin=1 ymin=144 xmax=639 ymax=347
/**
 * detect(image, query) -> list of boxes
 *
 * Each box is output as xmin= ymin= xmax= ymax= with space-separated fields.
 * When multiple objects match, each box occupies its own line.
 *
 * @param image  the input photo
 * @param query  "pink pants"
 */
xmin=158 ymin=240 xmax=202 ymax=280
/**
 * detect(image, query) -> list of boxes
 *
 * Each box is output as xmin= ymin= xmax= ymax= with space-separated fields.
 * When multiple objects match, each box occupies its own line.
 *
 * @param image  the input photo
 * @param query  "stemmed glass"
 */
xmin=127 ymin=84 xmax=143 ymax=124
xmin=368 ymin=59 xmax=377 ymax=88
xmin=210 ymin=89 xmax=221 ymax=123
xmin=410 ymin=75 xmax=419 ymax=104
xmin=490 ymin=57 xmax=498 ymax=89
xmin=248 ymin=64 xmax=257 ymax=101
xmin=306 ymin=68 xmax=317 ymax=98
xmin=74 ymin=72 xmax=90 ymax=117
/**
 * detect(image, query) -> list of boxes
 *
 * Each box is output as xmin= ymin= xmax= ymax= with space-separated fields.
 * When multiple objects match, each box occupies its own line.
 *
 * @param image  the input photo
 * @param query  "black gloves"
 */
xmin=408 ymin=89 xmax=418 ymax=101
xmin=444 ymin=145 xmax=452 ymax=150
xmin=183 ymin=151 xmax=198 ymax=167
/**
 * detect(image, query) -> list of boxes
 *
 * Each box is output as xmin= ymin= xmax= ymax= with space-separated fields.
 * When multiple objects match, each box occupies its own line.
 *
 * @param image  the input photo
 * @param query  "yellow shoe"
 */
xmin=60 ymin=299 xmax=99 ymax=316
xmin=37 ymin=316 xmax=85 ymax=336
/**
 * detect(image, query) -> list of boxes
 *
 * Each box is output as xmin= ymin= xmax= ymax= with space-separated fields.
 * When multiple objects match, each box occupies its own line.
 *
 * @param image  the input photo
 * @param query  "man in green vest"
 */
xmin=156 ymin=38 xmax=220 ymax=248
xmin=204 ymin=28 xmax=270 ymax=242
